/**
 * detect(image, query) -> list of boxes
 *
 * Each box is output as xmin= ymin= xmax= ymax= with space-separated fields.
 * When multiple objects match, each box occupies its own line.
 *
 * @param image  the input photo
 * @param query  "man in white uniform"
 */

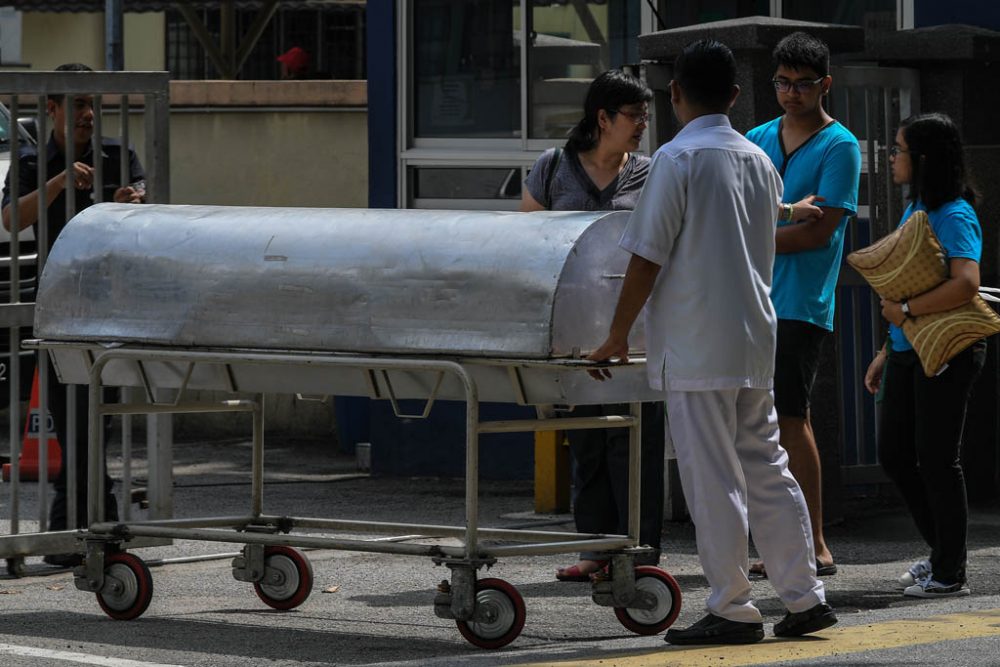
xmin=588 ymin=39 xmax=837 ymax=645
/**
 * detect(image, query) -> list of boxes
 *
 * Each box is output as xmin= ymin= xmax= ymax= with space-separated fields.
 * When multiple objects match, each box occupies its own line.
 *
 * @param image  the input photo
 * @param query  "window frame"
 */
xmin=398 ymin=0 xmax=657 ymax=208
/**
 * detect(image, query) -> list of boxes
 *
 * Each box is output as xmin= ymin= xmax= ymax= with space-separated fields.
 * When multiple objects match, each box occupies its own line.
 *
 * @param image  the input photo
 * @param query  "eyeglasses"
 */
xmin=888 ymin=145 xmax=911 ymax=158
xmin=771 ymin=77 xmax=825 ymax=94
xmin=614 ymin=109 xmax=650 ymax=125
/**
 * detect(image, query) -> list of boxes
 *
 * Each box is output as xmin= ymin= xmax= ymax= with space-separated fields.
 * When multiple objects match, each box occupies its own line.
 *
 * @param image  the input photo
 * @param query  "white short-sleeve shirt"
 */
xmin=620 ymin=114 xmax=783 ymax=391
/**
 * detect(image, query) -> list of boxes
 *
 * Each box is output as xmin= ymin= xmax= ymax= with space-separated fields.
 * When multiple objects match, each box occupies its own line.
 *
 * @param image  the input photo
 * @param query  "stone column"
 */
xmin=638 ymin=17 xmax=864 ymax=138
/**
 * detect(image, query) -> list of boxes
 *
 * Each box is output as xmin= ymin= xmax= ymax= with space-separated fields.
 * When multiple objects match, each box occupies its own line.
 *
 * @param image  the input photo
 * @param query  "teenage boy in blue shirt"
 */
xmin=747 ymin=32 xmax=861 ymax=578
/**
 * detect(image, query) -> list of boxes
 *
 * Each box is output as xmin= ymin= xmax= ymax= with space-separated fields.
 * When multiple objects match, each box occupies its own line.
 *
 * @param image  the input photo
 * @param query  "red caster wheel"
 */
xmin=614 ymin=566 xmax=682 ymax=635
xmin=96 ymin=552 xmax=154 ymax=620
xmin=254 ymin=546 xmax=313 ymax=610
xmin=456 ymin=578 xmax=526 ymax=649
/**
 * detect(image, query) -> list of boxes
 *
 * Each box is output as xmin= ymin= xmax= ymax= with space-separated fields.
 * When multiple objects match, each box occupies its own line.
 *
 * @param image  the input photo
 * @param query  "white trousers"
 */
xmin=666 ymin=387 xmax=825 ymax=623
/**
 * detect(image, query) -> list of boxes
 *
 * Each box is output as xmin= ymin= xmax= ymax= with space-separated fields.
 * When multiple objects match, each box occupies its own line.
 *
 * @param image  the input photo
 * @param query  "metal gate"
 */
xmin=0 ymin=71 xmax=171 ymax=571
xmin=828 ymin=65 xmax=920 ymax=486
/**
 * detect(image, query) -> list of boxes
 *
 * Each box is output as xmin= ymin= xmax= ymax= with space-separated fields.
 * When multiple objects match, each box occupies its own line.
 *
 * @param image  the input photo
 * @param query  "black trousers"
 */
xmin=567 ymin=402 xmax=665 ymax=564
xmin=878 ymin=342 xmax=985 ymax=585
xmin=44 ymin=357 xmax=119 ymax=531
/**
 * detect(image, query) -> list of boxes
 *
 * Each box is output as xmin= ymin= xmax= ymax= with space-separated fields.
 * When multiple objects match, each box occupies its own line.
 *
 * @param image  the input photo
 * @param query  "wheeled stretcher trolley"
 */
xmin=19 ymin=204 xmax=681 ymax=648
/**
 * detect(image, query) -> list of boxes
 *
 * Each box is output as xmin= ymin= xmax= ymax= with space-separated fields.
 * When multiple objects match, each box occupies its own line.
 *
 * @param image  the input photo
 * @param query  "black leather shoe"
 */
xmin=665 ymin=613 xmax=764 ymax=645
xmin=774 ymin=602 xmax=838 ymax=637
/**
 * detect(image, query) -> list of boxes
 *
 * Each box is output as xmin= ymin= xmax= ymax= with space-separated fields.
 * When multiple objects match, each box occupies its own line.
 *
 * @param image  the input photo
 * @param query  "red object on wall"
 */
xmin=1 ymin=367 xmax=62 ymax=481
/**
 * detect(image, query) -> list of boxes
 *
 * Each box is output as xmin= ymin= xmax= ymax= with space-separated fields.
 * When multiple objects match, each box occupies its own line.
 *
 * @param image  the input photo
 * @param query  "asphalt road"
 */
xmin=1 ymin=437 xmax=998 ymax=667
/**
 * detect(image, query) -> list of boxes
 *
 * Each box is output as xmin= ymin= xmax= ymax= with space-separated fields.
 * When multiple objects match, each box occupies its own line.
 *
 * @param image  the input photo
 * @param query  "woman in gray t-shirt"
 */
xmin=521 ymin=73 xmax=650 ymax=212
xmin=520 ymin=70 xmax=664 ymax=582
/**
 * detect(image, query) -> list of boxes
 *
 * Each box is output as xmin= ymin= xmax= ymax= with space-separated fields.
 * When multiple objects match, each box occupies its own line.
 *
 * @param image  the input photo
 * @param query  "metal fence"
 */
xmin=0 ymin=71 xmax=171 ymax=573
xmin=828 ymin=65 xmax=920 ymax=486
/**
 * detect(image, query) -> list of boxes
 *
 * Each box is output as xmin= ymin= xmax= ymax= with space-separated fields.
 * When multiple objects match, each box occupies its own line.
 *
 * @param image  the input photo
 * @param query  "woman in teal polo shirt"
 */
xmin=863 ymin=112 xmax=985 ymax=599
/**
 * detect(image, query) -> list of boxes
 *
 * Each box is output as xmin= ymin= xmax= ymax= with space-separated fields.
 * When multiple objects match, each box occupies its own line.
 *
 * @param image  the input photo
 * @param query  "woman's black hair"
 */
xmin=899 ymin=112 xmax=978 ymax=210
xmin=565 ymin=69 xmax=652 ymax=153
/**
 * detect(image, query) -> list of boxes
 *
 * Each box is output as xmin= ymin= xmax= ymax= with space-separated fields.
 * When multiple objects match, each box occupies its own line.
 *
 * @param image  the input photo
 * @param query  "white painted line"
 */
xmin=0 ymin=643 xmax=185 ymax=667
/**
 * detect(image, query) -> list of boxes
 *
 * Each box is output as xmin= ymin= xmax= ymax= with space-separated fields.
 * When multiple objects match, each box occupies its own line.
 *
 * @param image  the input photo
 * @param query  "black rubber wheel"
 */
xmin=613 ymin=566 xmax=682 ymax=635
xmin=253 ymin=546 xmax=314 ymax=610
xmin=456 ymin=578 xmax=526 ymax=649
xmin=96 ymin=552 xmax=154 ymax=620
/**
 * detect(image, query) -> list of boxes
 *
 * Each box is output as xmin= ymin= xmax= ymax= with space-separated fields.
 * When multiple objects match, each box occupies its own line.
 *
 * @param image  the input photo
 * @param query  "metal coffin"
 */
xmin=34 ymin=205 xmax=657 ymax=405
xmin=36 ymin=204 xmax=644 ymax=357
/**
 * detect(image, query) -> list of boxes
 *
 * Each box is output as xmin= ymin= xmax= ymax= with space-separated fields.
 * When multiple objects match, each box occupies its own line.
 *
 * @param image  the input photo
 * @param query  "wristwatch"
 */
xmin=901 ymin=300 xmax=912 ymax=318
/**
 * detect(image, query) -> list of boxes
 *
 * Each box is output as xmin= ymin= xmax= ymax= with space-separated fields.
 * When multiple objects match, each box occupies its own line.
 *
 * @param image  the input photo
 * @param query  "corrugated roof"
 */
xmin=4 ymin=0 xmax=363 ymax=12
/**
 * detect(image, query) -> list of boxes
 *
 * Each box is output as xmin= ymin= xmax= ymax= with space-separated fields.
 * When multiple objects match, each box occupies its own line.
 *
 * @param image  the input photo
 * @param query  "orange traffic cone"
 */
xmin=1 ymin=367 xmax=62 ymax=481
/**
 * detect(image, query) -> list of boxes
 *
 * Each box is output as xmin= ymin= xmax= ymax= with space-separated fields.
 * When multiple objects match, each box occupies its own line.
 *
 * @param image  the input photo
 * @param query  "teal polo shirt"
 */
xmin=747 ymin=118 xmax=861 ymax=331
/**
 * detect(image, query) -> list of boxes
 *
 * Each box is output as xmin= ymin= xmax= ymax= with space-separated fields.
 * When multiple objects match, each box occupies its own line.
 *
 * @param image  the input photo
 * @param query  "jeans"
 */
xmin=877 ymin=341 xmax=985 ymax=585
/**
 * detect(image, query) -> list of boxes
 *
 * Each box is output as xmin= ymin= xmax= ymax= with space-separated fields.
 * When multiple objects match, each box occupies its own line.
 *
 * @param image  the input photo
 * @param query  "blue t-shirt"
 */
xmin=747 ymin=118 xmax=861 ymax=331
xmin=888 ymin=199 xmax=982 ymax=353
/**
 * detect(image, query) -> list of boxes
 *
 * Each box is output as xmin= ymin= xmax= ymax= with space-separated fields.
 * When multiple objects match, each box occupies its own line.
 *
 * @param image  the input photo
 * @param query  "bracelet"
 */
xmin=784 ymin=203 xmax=794 ymax=223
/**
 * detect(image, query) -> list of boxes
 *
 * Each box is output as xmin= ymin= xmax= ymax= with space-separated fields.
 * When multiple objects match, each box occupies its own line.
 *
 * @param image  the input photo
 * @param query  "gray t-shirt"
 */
xmin=524 ymin=147 xmax=650 ymax=211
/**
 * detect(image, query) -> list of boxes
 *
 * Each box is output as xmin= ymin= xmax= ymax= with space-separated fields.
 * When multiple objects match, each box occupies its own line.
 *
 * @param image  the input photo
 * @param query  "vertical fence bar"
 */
xmin=147 ymin=90 xmax=171 ymax=204
xmin=883 ymin=87 xmax=896 ymax=236
xmin=8 ymin=95 xmax=19 ymax=306
xmin=36 ymin=97 xmax=48 ymax=272
xmin=251 ymin=395 xmax=265 ymax=517
xmin=120 ymin=93 xmax=130 ymax=195
xmin=92 ymin=95 xmax=103 ymax=203
xmin=121 ymin=387 xmax=132 ymax=522
xmin=627 ymin=401 xmax=641 ymax=547
xmin=62 ymin=86 xmax=79 ymax=530
xmin=8 ymin=94 xmax=21 ymax=535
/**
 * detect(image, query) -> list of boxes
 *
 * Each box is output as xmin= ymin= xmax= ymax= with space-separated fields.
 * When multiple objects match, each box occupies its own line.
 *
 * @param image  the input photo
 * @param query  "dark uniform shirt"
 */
xmin=2 ymin=134 xmax=145 ymax=255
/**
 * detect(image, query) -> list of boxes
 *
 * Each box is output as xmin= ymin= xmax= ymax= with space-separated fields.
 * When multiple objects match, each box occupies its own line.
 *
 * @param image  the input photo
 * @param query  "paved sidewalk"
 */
xmin=0 ymin=436 xmax=998 ymax=666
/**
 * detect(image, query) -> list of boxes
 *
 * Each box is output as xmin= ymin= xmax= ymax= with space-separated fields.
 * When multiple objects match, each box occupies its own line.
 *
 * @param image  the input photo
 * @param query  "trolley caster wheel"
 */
xmin=456 ymin=578 xmax=526 ymax=649
xmin=6 ymin=557 xmax=26 ymax=578
xmin=254 ymin=546 xmax=313 ymax=611
xmin=614 ymin=566 xmax=682 ymax=635
xmin=96 ymin=552 xmax=154 ymax=620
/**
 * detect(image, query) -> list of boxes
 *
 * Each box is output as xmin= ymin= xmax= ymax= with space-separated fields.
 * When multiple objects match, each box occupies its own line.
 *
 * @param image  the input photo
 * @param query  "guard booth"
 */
xmin=0 ymin=70 xmax=171 ymax=573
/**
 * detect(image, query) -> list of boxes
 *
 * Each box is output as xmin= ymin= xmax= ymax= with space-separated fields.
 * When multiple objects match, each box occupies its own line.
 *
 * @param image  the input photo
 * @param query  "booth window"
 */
xmin=413 ymin=0 xmax=521 ymax=138
xmin=528 ymin=0 xmax=641 ymax=139
xmin=403 ymin=0 xmax=644 ymax=207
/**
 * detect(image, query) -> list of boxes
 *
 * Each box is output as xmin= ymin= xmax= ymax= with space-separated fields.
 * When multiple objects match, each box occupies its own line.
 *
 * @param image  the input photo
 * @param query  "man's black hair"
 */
xmin=674 ymin=39 xmax=736 ymax=112
xmin=48 ymin=63 xmax=94 ymax=103
xmin=772 ymin=32 xmax=829 ymax=78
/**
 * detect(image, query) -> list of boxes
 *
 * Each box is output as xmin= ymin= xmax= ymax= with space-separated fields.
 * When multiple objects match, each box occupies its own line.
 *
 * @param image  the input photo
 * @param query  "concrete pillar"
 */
xmin=637 ymin=17 xmax=864 ymax=136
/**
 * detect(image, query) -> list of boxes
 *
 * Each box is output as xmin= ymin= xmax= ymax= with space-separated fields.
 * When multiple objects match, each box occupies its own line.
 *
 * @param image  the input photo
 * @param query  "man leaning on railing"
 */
xmin=1 ymin=63 xmax=146 ymax=567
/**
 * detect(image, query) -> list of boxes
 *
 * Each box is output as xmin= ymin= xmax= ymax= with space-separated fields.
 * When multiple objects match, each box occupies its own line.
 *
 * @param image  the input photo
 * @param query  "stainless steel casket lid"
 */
xmin=34 ymin=204 xmax=645 ymax=359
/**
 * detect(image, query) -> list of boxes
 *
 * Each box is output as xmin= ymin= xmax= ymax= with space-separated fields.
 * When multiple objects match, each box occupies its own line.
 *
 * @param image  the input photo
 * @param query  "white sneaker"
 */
xmin=898 ymin=559 xmax=931 ymax=587
xmin=903 ymin=577 xmax=970 ymax=599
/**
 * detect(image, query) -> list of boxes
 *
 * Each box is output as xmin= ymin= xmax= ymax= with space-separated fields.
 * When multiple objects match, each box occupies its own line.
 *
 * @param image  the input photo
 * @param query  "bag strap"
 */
xmin=544 ymin=147 xmax=563 ymax=208
xmin=979 ymin=286 xmax=1000 ymax=303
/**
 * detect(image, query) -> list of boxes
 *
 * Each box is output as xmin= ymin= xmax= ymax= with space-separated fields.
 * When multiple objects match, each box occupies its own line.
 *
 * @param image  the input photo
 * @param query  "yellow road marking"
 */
xmin=523 ymin=609 xmax=1000 ymax=667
